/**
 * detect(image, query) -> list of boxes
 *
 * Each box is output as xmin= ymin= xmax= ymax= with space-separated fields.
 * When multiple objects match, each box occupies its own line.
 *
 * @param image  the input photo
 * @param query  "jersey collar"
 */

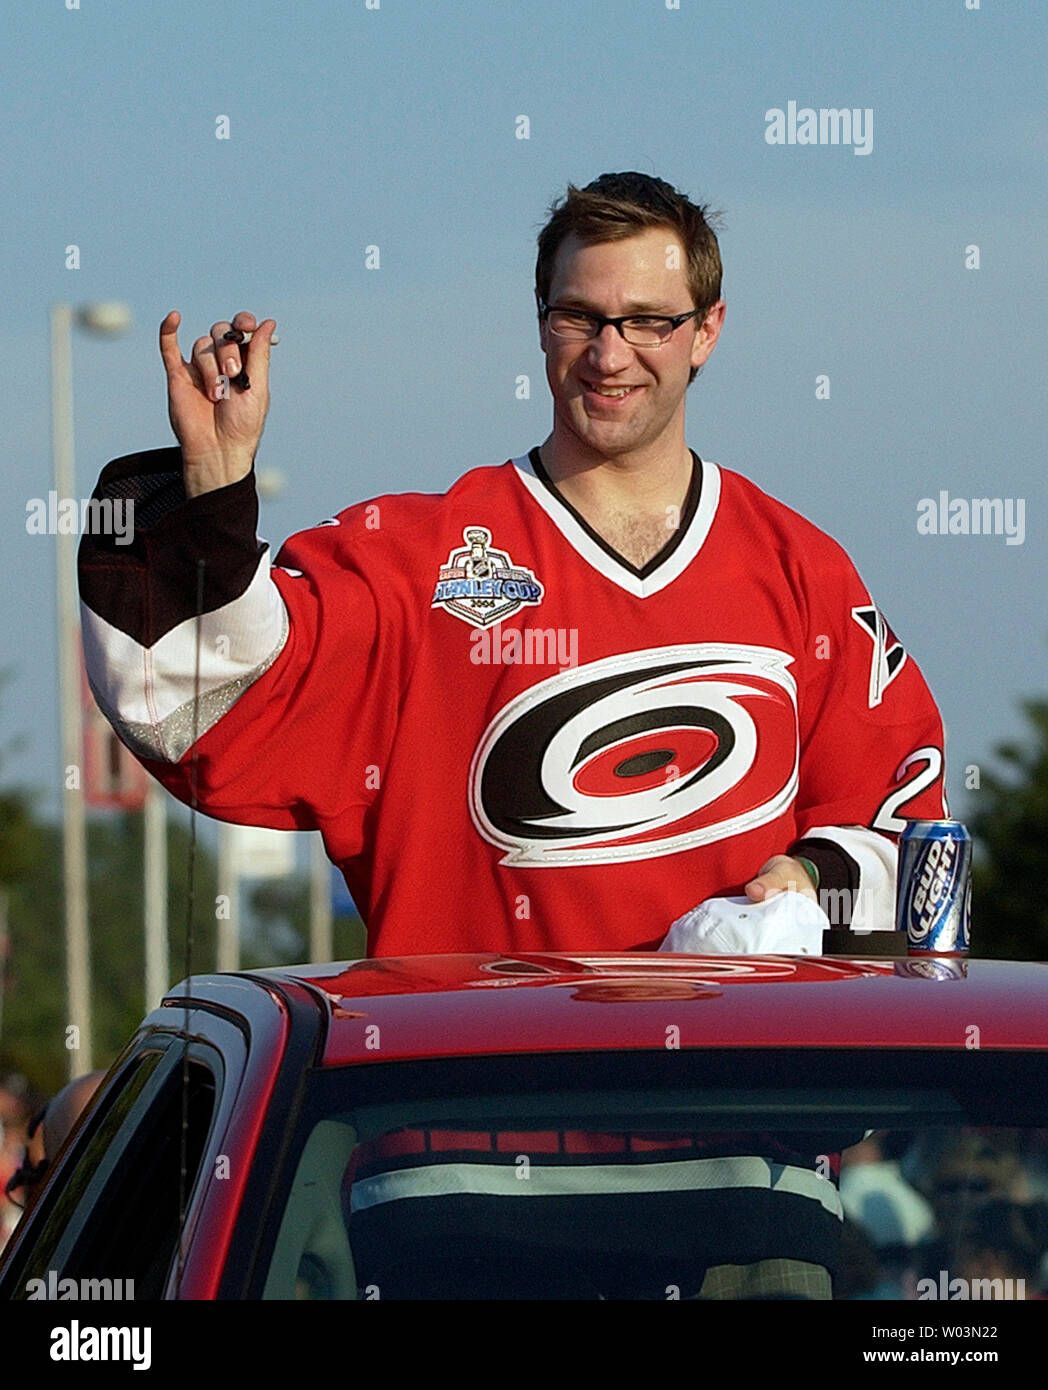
xmin=511 ymin=447 xmax=721 ymax=599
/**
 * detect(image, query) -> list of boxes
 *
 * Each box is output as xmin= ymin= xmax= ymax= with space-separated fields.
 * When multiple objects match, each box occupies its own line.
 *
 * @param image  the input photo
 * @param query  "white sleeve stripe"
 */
xmin=81 ymin=550 xmax=290 ymax=762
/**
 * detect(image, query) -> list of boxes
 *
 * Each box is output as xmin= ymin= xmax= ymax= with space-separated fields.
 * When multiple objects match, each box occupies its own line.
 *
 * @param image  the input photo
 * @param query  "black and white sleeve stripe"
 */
xmin=77 ymin=447 xmax=289 ymax=763
xmin=788 ymin=827 xmax=899 ymax=931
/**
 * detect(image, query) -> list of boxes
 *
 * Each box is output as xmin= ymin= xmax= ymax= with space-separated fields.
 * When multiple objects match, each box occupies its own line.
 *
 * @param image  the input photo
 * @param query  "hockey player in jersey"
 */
xmin=78 ymin=172 xmax=948 ymax=956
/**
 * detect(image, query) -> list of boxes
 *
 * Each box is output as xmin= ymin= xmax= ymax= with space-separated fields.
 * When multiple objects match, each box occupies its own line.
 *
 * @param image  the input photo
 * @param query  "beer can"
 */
xmin=896 ymin=819 xmax=972 ymax=954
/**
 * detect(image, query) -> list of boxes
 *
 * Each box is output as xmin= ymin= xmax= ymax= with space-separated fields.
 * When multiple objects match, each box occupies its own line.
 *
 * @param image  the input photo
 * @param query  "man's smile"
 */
xmin=579 ymin=379 xmax=645 ymax=403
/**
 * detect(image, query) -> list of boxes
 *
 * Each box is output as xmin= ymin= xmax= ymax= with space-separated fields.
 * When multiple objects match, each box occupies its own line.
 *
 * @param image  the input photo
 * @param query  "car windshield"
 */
xmin=260 ymin=1050 xmax=1048 ymax=1301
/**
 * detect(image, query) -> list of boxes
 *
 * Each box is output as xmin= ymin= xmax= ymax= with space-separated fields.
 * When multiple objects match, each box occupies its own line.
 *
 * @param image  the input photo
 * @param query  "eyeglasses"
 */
xmin=4 ymin=1155 xmax=48 ymax=1209
xmin=3 ymin=1106 xmax=47 ymax=1209
xmin=537 ymin=298 xmax=704 ymax=347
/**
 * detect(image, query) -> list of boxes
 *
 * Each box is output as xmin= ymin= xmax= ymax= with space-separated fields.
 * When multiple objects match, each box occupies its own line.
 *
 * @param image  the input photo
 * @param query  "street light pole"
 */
xmin=51 ymin=301 xmax=92 ymax=1077
xmin=51 ymin=300 xmax=133 ymax=1078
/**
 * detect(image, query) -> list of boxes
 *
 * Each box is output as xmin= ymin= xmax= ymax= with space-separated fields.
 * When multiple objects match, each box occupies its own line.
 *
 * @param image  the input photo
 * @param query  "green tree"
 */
xmin=0 ymin=808 xmax=223 ymax=1095
xmin=969 ymin=699 xmax=1048 ymax=960
xmin=0 ymin=674 xmax=40 ymax=890
xmin=2 ymin=799 xmax=365 ymax=1094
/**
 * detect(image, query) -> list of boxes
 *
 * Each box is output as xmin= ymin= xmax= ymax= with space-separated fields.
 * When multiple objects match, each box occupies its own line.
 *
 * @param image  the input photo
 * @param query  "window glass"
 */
xmin=261 ymin=1051 xmax=1048 ymax=1301
xmin=9 ymin=1049 xmax=217 ymax=1301
xmin=12 ymin=1052 xmax=165 ymax=1292
xmin=62 ymin=1058 xmax=216 ymax=1299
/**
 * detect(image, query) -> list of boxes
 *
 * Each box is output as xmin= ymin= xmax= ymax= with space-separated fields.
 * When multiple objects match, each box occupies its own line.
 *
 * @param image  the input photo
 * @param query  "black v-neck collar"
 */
xmin=527 ymin=446 xmax=703 ymax=580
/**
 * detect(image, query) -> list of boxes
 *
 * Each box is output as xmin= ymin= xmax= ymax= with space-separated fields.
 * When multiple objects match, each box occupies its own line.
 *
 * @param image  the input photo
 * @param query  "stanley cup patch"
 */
xmin=431 ymin=526 xmax=544 ymax=628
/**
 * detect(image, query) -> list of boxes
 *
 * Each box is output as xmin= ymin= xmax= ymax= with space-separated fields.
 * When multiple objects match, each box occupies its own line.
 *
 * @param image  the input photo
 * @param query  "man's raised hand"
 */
xmin=159 ymin=310 xmax=277 ymax=498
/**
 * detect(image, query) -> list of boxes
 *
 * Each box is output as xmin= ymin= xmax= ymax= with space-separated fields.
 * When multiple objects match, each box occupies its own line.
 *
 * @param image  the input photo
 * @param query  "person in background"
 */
xmin=2 ymin=1070 xmax=106 ymax=1221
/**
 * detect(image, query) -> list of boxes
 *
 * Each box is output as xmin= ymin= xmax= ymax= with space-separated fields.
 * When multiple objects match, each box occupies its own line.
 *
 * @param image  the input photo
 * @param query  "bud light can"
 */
xmin=897 ymin=819 xmax=972 ymax=954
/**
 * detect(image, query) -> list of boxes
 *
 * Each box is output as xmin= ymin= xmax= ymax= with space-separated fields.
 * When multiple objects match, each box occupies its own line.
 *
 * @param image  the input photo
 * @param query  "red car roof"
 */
xmin=238 ymin=953 xmax=1048 ymax=1065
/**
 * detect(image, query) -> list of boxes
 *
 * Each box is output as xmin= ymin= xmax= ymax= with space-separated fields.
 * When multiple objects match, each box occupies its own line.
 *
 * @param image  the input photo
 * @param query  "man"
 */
xmin=79 ymin=171 xmax=945 ymax=1300
xmin=78 ymin=172 xmax=947 ymax=954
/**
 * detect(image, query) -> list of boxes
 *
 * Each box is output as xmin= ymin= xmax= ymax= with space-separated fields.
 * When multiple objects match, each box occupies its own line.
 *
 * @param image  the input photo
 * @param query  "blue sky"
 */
xmin=2 ymin=0 xmax=1045 ymax=854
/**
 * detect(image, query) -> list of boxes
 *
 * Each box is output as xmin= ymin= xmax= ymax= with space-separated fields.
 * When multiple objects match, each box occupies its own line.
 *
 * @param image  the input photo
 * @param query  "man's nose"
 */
xmin=586 ymin=323 xmax=634 ymax=371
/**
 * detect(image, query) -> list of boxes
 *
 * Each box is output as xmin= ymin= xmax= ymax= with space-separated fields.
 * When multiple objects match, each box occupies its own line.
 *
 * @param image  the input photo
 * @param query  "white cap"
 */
xmin=659 ymin=892 xmax=831 ymax=956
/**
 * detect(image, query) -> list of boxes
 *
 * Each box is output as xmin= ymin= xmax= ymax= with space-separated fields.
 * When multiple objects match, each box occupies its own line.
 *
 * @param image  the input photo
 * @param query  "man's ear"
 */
xmin=690 ymin=300 xmax=726 ymax=371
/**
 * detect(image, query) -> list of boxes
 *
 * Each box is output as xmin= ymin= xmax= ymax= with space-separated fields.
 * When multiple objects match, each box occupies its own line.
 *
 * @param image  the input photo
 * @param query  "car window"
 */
xmin=7 ymin=1046 xmax=218 ymax=1300
xmin=257 ymin=1050 xmax=1048 ymax=1301
xmin=62 ymin=1056 xmax=217 ymax=1298
xmin=3 ymin=1051 xmax=166 ymax=1295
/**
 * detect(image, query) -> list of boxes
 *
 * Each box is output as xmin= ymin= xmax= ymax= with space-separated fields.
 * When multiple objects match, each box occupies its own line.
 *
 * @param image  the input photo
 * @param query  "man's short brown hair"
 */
xmin=535 ymin=172 xmax=723 ymax=384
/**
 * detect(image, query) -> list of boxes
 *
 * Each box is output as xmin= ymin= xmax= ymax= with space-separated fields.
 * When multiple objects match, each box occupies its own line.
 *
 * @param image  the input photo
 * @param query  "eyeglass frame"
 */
xmin=3 ymin=1105 xmax=48 ymax=1209
xmin=536 ymin=297 xmax=707 ymax=346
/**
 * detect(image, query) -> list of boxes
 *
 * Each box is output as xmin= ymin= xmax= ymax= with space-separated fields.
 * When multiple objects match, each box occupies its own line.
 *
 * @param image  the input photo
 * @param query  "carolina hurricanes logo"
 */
xmin=469 ymin=644 xmax=799 ymax=866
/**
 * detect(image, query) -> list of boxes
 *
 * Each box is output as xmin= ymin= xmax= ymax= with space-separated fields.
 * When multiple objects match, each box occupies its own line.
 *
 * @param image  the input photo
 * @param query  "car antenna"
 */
xmin=175 ymin=556 xmax=206 ymax=1295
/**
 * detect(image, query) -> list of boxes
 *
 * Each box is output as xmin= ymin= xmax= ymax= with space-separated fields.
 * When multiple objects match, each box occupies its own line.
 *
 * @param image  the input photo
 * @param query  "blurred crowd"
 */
xmin=838 ymin=1128 xmax=1048 ymax=1299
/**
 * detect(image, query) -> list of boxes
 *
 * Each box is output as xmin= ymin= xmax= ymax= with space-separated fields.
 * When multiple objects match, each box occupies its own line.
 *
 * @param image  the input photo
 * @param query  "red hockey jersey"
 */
xmin=78 ymin=446 xmax=947 ymax=954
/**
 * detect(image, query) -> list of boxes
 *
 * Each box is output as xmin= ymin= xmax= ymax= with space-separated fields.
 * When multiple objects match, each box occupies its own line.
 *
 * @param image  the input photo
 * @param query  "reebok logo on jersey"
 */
xmin=431 ymin=526 xmax=544 ymax=629
xmin=851 ymin=605 xmax=907 ymax=708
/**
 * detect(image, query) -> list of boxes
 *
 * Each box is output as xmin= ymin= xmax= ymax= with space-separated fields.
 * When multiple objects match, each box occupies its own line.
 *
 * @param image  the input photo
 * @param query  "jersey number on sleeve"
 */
xmin=872 ymin=746 xmax=945 ymax=833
